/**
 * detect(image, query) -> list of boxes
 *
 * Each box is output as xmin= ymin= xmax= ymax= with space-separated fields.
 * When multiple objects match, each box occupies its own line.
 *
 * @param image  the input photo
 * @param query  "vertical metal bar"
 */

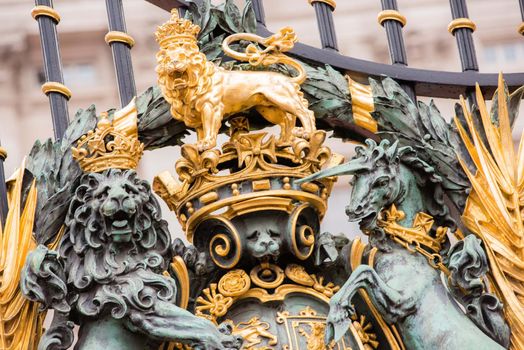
xmin=309 ymin=0 xmax=338 ymax=51
xmin=378 ymin=0 xmax=416 ymax=101
xmin=0 ymin=146 xmax=7 ymax=225
xmin=448 ymin=0 xmax=478 ymax=72
xmin=32 ymin=0 xmax=70 ymax=141
xmin=252 ymin=0 xmax=266 ymax=26
xmin=448 ymin=0 xmax=478 ymax=114
xmin=105 ymin=0 xmax=137 ymax=107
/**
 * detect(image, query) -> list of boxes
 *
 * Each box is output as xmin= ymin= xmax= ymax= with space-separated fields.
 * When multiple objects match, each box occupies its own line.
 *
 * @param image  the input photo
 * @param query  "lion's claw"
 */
xmin=196 ymin=138 xmax=216 ymax=152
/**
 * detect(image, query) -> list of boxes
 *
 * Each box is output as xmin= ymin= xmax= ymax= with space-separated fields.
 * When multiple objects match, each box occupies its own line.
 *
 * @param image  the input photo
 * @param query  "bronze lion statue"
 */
xmin=22 ymin=169 xmax=242 ymax=350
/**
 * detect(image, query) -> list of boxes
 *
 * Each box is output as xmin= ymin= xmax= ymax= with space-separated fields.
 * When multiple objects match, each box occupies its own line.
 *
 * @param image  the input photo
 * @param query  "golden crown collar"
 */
xmin=71 ymin=98 xmax=144 ymax=173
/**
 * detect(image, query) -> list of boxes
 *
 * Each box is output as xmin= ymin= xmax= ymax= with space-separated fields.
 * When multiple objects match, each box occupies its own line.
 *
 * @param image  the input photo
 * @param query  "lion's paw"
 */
xmin=196 ymin=138 xmax=217 ymax=152
xmin=292 ymin=127 xmax=310 ymax=140
xmin=218 ymin=322 xmax=243 ymax=350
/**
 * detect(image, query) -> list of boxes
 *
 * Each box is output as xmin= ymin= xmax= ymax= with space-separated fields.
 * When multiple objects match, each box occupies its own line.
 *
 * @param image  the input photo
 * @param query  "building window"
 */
xmin=36 ymin=63 xmax=97 ymax=87
xmin=63 ymin=63 xmax=97 ymax=86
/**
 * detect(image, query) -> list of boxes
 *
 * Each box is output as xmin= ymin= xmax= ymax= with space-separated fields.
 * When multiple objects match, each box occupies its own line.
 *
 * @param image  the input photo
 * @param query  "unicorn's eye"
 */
xmin=373 ymin=176 xmax=389 ymax=188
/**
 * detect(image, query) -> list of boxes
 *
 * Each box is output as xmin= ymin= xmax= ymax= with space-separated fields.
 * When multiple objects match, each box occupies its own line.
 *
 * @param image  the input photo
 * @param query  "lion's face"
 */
xmin=61 ymin=169 xmax=171 ymax=287
xmin=156 ymin=43 xmax=197 ymax=90
xmin=91 ymin=172 xmax=145 ymax=243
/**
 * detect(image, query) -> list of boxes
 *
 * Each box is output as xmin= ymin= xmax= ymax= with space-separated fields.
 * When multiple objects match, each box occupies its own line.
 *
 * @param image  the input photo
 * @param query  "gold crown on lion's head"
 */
xmin=155 ymin=9 xmax=201 ymax=47
xmin=71 ymin=98 xmax=144 ymax=173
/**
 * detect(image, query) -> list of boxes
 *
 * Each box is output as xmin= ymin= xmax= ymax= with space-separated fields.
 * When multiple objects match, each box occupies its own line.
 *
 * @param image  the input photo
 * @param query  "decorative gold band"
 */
xmin=0 ymin=147 xmax=7 ymax=161
xmin=377 ymin=10 xmax=407 ymax=27
xmin=41 ymin=82 xmax=72 ymax=100
xmin=518 ymin=22 xmax=524 ymax=35
xmin=105 ymin=31 xmax=135 ymax=48
xmin=31 ymin=5 xmax=60 ymax=23
xmin=308 ymin=0 xmax=336 ymax=10
xmin=448 ymin=18 xmax=476 ymax=34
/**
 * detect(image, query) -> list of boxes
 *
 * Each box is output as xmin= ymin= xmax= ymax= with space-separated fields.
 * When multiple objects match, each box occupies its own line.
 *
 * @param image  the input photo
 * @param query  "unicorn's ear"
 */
xmin=385 ymin=140 xmax=399 ymax=159
xmin=295 ymin=160 xmax=367 ymax=185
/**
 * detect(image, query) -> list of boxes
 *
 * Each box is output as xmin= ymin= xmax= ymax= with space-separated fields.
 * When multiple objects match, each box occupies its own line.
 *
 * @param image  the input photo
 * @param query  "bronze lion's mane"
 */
xmin=60 ymin=169 xmax=175 ymax=318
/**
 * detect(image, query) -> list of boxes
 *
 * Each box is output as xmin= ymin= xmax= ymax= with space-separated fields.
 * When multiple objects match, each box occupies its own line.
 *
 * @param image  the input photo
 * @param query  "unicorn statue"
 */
xmin=296 ymin=138 xmax=508 ymax=349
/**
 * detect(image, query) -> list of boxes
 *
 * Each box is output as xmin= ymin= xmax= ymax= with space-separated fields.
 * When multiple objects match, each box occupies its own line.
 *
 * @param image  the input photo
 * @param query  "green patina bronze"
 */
xmin=15 ymin=1 xmax=516 ymax=349
xmin=298 ymin=136 xmax=509 ymax=349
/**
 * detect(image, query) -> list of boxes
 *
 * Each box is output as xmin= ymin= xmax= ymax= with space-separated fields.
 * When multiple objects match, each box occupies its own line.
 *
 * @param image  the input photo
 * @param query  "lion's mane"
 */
xmin=156 ymin=41 xmax=218 ymax=128
xmin=60 ymin=169 xmax=175 ymax=318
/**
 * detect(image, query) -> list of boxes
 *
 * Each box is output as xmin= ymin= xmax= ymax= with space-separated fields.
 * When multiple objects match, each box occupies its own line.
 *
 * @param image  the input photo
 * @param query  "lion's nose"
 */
xmin=102 ymin=186 xmax=130 ymax=216
xmin=102 ymin=200 xmax=118 ymax=217
xmin=123 ymin=197 xmax=136 ymax=215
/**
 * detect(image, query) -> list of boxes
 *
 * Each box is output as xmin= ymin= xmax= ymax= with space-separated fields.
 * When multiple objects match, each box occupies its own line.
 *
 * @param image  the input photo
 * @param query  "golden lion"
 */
xmin=155 ymin=11 xmax=316 ymax=151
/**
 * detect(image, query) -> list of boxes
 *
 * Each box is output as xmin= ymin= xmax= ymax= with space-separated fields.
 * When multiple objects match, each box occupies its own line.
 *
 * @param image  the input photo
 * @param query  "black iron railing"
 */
xmin=146 ymin=0 xmax=524 ymax=98
xmin=105 ymin=0 xmax=137 ymax=107
xmin=2 ymin=0 xmax=522 ymax=227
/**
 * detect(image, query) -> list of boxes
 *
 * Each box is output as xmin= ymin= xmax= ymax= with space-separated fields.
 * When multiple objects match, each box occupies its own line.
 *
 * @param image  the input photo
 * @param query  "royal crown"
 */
xmin=155 ymin=9 xmax=200 ymax=47
xmin=72 ymin=98 xmax=144 ymax=173
xmin=153 ymin=117 xmax=343 ymax=241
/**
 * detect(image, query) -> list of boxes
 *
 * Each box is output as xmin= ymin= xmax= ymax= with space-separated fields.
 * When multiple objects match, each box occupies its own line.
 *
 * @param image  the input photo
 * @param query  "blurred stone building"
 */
xmin=1 ymin=0 xmax=523 ymax=238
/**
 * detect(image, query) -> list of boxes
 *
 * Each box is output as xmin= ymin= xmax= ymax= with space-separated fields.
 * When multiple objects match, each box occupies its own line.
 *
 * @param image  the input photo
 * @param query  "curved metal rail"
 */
xmin=257 ymin=25 xmax=524 ymax=100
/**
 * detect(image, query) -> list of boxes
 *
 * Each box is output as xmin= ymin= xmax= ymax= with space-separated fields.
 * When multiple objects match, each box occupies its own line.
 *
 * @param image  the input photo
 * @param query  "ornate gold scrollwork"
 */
xmin=195 ymin=283 xmax=233 ymax=322
xmin=250 ymin=263 xmax=285 ymax=289
xmin=285 ymin=264 xmax=315 ymax=286
xmin=195 ymin=216 xmax=242 ymax=270
xmin=195 ymin=263 xmax=343 ymax=323
xmin=288 ymin=204 xmax=318 ymax=260
xmin=169 ymin=256 xmax=190 ymax=309
xmin=352 ymin=314 xmax=379 ymax=349
xmin=218 ymin=269 xmax=251 ymax=297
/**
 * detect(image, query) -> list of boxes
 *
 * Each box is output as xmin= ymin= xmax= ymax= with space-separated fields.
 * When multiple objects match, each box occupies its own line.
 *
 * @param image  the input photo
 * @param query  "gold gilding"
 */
xmin=378 ymin=204 xmax=447 ymax=254
xmin=170 ymin=256 xmax=190 ymax=309
xmin=448 ymin=18 xmax=476 ymax=34
xmin=156 ymin=12 xmax=315 ymax=151
xmin=228 ymin=317 xmax=278 ymax=349
xmin=308 ymin=0 xmax=336 ymax=10
xmin=155 ymin=118 xmax=339 ymax=241
xmin=41 ymin=81 xmax=72 ymax=100
xmin=195 ymin=263 xmax=341 ymax=323
xmin=0 ymin=147 xmax=7 ymax=161
xmin=518 ymin=22 xmax=524 ymax=35
xmin=300 ymin=182 xmax=320 ymax=193
xmin=199 ymin=191 xmax=218 ymax=205
xmin=218 ymin=269 xmax=251 ymax=297
xmin=0 ymin=161 xmax=43 ymax=350
xmin=251 ymin=179 xmax=271 ymax=192
xmin=377 ymin=10 xmax=407 ymax=27
xmin=31 ymin=5 xmax=60 ymax=23
xmin=347 ymin=76 xmax=377 ymax=133
xmin=104 ymin=31 xmax=135 ymax=47
xmin=72 ymin=98 xmax=144 ymax=173
xmin=456 ymin=74 xmax=524 ymax=350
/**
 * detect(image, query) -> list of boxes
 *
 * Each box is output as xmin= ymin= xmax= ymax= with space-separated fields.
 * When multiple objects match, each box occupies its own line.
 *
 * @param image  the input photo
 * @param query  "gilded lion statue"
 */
xmin=155 ymin=10 xmax=316 ymax=151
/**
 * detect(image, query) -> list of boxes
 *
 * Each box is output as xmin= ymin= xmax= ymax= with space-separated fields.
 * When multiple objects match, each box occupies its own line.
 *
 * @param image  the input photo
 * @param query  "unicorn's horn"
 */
xmin=295 ymin=160 xmax=367 ymax=185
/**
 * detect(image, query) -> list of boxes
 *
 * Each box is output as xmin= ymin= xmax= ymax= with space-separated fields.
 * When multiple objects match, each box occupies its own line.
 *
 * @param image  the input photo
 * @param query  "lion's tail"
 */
xmin=222 ymin=28 xmax=307 ymax=85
